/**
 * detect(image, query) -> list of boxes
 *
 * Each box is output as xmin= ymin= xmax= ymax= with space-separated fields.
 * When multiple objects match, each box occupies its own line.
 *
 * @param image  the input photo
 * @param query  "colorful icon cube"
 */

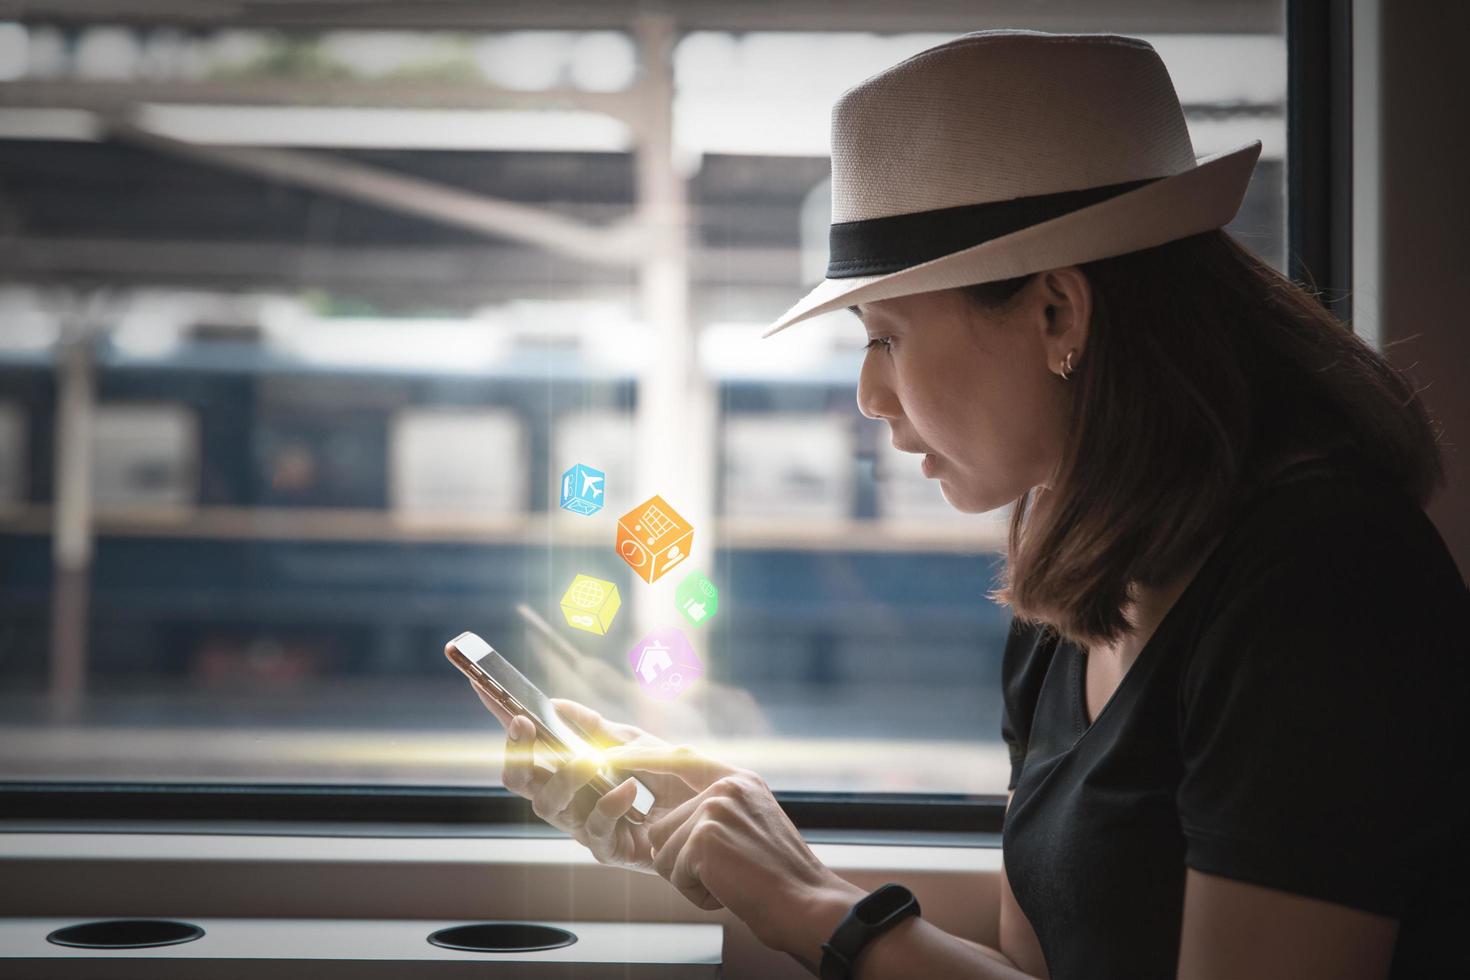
xmin=559 ymin=573 xmax=621 ymax=635
xmin=559 ymin=463 xmax=606 ymax=516
xmin=616 ymin=494 xmax=693 ymax=584
xmin=675 ymin=570 xmax=718 ymax=626
xmin=628 ymin=626 xmax=703 ymax=701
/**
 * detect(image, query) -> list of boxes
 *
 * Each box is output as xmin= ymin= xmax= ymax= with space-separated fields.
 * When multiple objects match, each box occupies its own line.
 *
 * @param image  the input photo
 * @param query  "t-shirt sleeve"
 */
xmin=1000 ymin=615 xmax=1051 ymax=792
xmin=1000 ymin=692 xmax=1024 ymax=792
xmin=1175 ymin=498 xmax=1468 ymax=918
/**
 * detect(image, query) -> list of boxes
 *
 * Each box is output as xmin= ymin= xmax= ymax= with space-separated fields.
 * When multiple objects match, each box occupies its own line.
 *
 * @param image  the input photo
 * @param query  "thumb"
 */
xmin=602 ymin=744 xmax=738 ymax=793
xmin=550 ymin=698 xmax=644 ymax=746
xmin=548 ymin=697 xmax=605 ymax=736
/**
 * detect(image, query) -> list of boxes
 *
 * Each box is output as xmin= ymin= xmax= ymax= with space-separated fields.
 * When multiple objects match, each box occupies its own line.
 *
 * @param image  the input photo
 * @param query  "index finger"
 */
xmin=473 ymin=686 xmax=514 ymax=728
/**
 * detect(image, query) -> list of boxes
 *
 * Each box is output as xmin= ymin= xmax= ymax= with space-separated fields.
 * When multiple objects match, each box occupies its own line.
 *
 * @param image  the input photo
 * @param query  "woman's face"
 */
xmin=853 ymin=268 xmax=1093 ymax=514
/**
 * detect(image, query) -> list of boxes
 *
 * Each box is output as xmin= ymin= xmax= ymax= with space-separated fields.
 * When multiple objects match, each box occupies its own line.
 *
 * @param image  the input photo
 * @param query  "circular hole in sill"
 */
xmin=427 ymin=922 xmax=578 ymax=953
xmin=47 ymin=919 xmax=205 ymax=950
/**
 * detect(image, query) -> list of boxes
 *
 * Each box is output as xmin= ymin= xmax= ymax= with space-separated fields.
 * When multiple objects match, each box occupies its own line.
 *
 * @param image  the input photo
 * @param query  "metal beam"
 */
xmin=106 ymin=119 xmax=643 ymax=267
xmin=0 ymin=79 xmax=638 ymax=120
xmin=0 ymin=238 xmax=802 ymax=295
xmin=10 ymin=0 xmax=1286 ymax=34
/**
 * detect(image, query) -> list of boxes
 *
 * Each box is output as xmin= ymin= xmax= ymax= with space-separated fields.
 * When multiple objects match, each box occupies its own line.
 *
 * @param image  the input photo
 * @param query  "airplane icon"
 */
xmin=559 ymin=463 xmax=607 ymax=516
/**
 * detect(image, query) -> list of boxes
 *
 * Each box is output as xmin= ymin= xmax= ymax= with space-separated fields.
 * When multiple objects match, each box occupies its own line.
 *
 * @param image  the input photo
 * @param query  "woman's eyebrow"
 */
xmin=847 ymin=304 xmax=862 ymax=319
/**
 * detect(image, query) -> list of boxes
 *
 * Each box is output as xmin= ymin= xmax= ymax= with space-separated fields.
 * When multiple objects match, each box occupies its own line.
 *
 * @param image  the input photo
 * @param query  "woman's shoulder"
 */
xmin=1223 ymin=451 xmax=1460 ymax=586
xmin=1190 ymin=450 xmax=1467 ymax=649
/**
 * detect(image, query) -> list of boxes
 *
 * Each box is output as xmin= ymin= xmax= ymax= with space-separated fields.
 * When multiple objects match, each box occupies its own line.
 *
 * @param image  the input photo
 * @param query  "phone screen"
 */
xmin=450 ymin=631 xmax=596 ymax=761
xmin=447 ymin=630 xmax=655 ymax=821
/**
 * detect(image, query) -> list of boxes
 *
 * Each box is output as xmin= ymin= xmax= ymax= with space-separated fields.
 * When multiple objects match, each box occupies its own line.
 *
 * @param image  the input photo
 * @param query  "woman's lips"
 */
xmin=921 ymin=453 xmax=938 ymax=478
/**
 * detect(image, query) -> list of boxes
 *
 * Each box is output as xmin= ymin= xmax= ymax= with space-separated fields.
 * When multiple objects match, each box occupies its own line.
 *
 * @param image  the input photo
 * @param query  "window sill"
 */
xmin=0 ymin=826 xmax=1003 ymax=870
xmin=0 ymin=827 xmax=1004 ymax=980
xmin=0 ymin=817 xmax=1002 ymax=848
xmin=0 ymin=917 xmax=723 ymax=980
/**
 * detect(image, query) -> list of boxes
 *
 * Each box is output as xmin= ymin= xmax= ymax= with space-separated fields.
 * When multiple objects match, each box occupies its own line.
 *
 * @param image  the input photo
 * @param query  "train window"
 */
xmin=721 ymin=414 xmax=855 ymax=522
xmin=92 ymin=403 xmax=199 ymax=512
xmin=0 ymin=3 xmax=1288 ymax=813
xmin=390 ymin=409 xmax=529 ymax=517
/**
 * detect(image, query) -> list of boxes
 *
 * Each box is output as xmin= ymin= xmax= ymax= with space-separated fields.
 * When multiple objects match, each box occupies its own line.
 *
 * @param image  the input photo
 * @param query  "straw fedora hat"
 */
xmin=763 ymin=29 xmax=1262 ymax=338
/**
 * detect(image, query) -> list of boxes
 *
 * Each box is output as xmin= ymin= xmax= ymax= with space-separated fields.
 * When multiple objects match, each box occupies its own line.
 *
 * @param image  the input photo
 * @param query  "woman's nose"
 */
xmin=856 ymin=357 xmax=898 ymax=421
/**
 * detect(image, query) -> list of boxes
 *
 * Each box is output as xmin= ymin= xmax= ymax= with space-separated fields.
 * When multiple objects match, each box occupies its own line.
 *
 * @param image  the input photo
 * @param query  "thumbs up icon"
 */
xmin=675 ymin=570 xmax=718 ymax=626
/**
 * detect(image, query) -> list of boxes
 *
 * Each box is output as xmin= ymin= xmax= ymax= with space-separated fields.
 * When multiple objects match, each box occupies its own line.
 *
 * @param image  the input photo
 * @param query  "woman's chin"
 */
xmin=936 ymin=477 xmax=996 ymax=515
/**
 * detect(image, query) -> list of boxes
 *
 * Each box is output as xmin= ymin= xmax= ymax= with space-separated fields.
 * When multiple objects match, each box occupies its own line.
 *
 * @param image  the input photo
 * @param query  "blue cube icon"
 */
xmin=559 ymin=463 xmax=606 ymax=516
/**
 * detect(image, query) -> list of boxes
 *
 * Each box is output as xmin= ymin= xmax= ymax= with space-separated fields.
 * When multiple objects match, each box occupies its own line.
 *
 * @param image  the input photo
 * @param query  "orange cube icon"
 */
xmin=616 ymin=495 xmax=694 ymax=584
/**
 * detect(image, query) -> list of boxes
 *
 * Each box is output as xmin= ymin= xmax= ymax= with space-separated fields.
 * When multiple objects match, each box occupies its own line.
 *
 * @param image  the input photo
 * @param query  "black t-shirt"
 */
xmin=1000 ymin=455 xmax=1470 ymax=980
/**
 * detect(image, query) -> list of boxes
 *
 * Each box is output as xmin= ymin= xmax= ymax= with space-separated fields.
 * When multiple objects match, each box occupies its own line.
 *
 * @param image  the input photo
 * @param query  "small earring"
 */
xmin=1058 ymin=349 xmax=1076 ymax=381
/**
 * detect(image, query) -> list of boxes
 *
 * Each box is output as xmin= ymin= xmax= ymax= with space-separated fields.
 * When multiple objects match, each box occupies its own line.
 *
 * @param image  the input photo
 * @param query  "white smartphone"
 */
xmin=446 ymin=630 xmax=655 ymax=822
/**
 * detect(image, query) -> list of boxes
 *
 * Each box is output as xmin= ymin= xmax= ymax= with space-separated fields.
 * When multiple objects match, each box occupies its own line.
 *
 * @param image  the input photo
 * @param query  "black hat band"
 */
xmin=825 ymin=175 xmax=1164 ymax=279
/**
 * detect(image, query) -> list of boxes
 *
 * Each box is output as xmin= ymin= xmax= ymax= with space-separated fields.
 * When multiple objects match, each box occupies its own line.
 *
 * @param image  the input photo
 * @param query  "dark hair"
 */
xmin=963 ymin=229 xmax=1446 ymax=649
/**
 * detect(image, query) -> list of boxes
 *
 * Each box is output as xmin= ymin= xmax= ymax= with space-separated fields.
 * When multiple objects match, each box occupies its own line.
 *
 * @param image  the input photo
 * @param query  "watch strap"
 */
xmin=818 ymin=883 xmax=920 ymax=980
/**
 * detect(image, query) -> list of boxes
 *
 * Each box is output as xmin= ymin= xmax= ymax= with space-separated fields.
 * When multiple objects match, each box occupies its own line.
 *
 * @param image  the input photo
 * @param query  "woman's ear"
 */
xmin=1038 ymin=265 xmax=1093 ymax=356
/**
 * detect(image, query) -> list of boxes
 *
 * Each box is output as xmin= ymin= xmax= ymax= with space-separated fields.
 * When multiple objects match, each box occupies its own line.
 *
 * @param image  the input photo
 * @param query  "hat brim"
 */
xmin=762 ymin=140 xmax=1263 ymax=338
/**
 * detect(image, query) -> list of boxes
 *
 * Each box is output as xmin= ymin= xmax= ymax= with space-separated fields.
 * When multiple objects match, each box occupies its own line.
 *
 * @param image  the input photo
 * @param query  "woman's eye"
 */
xmin=864 ymin=336 xmax=893 ymax=353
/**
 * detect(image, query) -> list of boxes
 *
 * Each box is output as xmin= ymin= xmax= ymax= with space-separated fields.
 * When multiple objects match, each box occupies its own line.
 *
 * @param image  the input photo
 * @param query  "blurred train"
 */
xmin=0 ymin=339 xmax=1013 ymax=741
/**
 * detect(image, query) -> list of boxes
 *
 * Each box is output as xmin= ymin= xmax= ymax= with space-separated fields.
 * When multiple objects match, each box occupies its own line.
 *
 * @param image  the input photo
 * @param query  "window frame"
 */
xmin=0 ymin=0 xmax=1340 ymax=837
xmin=0 ymin=782 xmax=1006 ymax=836
xmin=1286 ymin=0 xmax=1355 ymax=327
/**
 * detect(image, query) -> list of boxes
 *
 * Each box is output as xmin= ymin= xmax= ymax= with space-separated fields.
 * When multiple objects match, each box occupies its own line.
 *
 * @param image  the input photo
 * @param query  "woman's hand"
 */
xmin=457 ymin=664 xmax=697 ymax=875
xmin=601 ymin=743 xmax=865 ymax=960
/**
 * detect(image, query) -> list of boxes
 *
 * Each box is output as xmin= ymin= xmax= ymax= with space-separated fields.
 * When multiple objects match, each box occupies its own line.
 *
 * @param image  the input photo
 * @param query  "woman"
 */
xmin=467 ymin=30 xmax=1468 ymax=979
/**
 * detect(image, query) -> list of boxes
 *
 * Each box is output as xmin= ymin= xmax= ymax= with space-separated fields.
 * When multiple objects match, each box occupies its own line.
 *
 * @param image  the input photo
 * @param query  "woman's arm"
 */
xmin=780 ymin=883 xmax=1038 ymax=979
xmin=826 ymin=916 xmax=1037 ymax=980
xmin=795 ymin=790 xmax=1043 ymax=978
xmin=480 ymin=692 xmax=1042 ymax=979
xmin=605 ymin=743 xmax=1043 ymax=979
xmin=1176 ymin=869 xmax=1397 ymax=980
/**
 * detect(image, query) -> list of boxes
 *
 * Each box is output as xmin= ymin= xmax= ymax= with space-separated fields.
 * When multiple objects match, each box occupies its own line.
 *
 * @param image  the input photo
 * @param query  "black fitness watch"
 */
xmin=819 ymin=883 xmax=920 ymax=980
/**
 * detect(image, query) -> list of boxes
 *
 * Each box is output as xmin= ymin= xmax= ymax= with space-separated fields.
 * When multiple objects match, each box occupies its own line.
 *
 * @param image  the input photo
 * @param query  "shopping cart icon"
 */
xmin=634 ymin=502 xmax=676 ymax=545
xmin=616 ymin=494 xmax=693 ymax=584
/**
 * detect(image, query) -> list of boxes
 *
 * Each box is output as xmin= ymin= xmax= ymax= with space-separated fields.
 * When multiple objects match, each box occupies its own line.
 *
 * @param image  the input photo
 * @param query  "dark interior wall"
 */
xmin=1376 ymin=1 xmax=1470 ymax=582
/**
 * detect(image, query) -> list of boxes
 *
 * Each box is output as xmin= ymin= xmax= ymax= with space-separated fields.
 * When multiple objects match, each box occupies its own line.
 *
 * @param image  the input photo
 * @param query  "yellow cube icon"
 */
xmin=559 ymin=574 xmax=621 ymax=635
xmin=616 ymin=495 xmax=694 ymax=584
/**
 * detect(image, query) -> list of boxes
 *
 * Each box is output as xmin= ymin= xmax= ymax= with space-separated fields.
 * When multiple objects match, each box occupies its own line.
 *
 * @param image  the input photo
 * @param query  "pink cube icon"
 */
xmin=627 ymin=626 xmax=703 ymax=701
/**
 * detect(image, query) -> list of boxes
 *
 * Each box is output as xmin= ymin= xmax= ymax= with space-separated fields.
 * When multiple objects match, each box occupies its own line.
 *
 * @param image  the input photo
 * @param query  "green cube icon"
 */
xmin=675 ymin=570 xmax=718 ymax=626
